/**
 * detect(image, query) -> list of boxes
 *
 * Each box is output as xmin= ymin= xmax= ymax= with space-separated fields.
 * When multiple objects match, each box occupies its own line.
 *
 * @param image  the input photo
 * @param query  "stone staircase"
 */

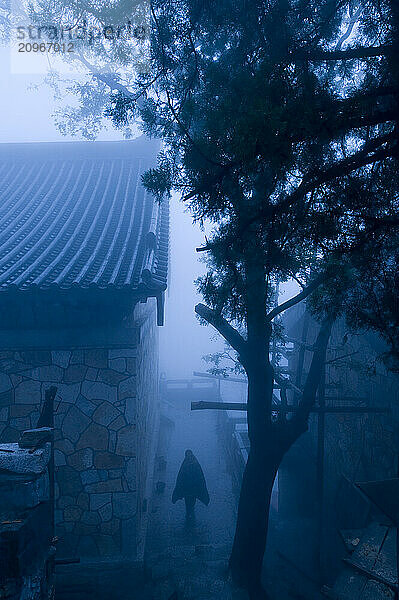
xmin=142 ymin=544 xmax=248 ymax=600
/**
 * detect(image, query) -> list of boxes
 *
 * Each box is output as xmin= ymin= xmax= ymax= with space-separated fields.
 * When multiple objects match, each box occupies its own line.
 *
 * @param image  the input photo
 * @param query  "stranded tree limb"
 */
xmin=266 ymin=273 xmax=331 ymax=321
xmin=195 ymin=303 xmax=248 ymax=357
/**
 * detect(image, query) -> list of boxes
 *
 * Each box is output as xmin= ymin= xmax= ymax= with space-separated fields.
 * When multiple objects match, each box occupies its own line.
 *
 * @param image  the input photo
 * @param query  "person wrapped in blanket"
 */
xmin=172 ymin=449 xmax=210 ymax=517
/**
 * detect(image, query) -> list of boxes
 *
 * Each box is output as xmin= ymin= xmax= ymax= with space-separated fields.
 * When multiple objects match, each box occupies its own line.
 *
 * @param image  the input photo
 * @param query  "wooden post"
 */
xmin=191 ymin=401 xmax=390 ymax=414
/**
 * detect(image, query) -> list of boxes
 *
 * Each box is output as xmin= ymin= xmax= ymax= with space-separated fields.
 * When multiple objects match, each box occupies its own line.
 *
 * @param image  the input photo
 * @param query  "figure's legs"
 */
xmin=184 ymin=496 xmax=196 ymax=516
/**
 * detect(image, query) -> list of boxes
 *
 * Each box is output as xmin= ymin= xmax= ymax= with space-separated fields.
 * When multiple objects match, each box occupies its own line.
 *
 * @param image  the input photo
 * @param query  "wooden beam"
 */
xmin=191 ymin=401 xmax=390 ymax=414
xmin=193 ymin=371 xmax=247 ymax=383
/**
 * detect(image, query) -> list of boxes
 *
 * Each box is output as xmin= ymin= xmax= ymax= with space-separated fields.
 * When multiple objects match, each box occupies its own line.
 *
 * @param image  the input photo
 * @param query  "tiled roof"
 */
xmin=0 ymin=137 xmax=168 ymax=295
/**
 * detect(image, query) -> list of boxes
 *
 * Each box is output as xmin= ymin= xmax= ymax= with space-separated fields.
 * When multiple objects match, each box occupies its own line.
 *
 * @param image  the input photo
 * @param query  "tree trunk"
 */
xmin=229 ymin=361 xmax=281 ymax=598
xmin=229 ymin=316 xmax=334 ymax=598
xmin=229 ymin=437 xmax=281 ymax=598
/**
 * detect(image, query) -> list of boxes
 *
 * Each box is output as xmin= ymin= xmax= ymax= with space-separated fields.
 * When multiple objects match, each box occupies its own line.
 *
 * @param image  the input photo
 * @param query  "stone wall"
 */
xmin=0 ymin=300 xmax=160 ymax=563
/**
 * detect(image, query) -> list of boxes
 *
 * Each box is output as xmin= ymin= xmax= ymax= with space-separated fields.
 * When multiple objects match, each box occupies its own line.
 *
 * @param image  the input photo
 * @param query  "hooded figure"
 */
xmin=172 ymin=450 xmax=209 ymax=516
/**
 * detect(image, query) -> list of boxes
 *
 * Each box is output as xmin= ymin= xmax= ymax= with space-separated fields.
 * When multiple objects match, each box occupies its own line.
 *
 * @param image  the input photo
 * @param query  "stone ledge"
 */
xmin=0 ymin=443 xmax=51 ymax=477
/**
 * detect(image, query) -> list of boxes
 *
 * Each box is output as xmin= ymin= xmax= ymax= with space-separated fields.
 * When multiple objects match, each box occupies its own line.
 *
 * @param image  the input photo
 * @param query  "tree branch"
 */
xmin=298 ymin=317 xmax=333 ymax=411
xmin=275 ymin=132 xmax=397 ymax=216
xmin=195 ymin=303 xmax=247 ymax=356
xmin=290 ymin=315 xmax=334 ymax=436
xmin=266 ymin=272 xmax=330 ymax=320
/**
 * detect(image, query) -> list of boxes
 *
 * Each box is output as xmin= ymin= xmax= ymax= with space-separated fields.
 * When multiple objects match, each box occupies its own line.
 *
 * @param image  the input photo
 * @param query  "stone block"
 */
xmin=0 ymin=390 xmax=13 ymax=409
xmin=0 ymin=373 xmax=12 ymax=393
xmin=81 ymin=472 xmax=102 ymax=491
xmin=15 ymin=380 xmax=41 ymax=404
xmin=109 ymin=430 xmax=117 ymax=453
xmin=70 ymin=350 xmax=84 ymax=365
xmin=97 ymin=369 xmax=127 ymax=386
xmin=116 ymin=425 xmax=136 ymax=457
xmin=10 ymin=416 xmax=31 ymax=430
xmin=10 ymin=375 xmax=22 ymax=387
xmin=19 ymin=427 xmax=53 ymax=449
xmin=81 ymin=381 xmax=117 ymax=404
xmin=54 ymin=413 xmax=64 ymax=428
xmin=11 ymin=407 xmax=35 ymax=422
xmin=20 ymin=351 xmax=51 ymax=365
xmin=67 ymin=448 xmax=93 ymax=471
xmin=92 ymin=401 xmax=120 ymax=427
xmin=55 ymin=438 xmax=74 ymax=455
xmin=58 ymin=495 xmax=74 ymax=509
xmin=0 ymin=442 xmax=51 ymax=475
xmin=81 ymin=510 xmax=100 ymax=525
xmin=77 ymin=492 xmax=90 ymax=511
xmin=62 ymin=406 xmax=91 ymax=443
xmin=64 ymin=365 xmax=88 ymax=383
xmin=109 ymin=469 xmax=123 ymax=479
xmin=76 ymin=423 xmax=109 ymax=451
xmin=0 ymin=407 xmax=8 ymax=422
xmin=3 ymin=361 xmax=33 ymax=374
xmin=98 ymin=502 xmax=113 ymax=522
xmin=85 ymin=368 xmax=98 ymax=381
xmin=109 ymin=349 xmax=137 ymax=359
xmin=94 ymin=452 xmax=124 ymax=470
xmin=109 ymin=415 xmax=127 ymax=431
xmin=119 ymin=377 xmax=136 ymax=401
xmin=112 ymin=492 xmax=137 ymax=519
xmin=0 ymin=472 xmax=49 ymax=511
xmin=90 ymin=493 xmax=111 ymax=511
xmin=100 ymin=518 xmax=120 ymax=536
xmin=56 ymin=383 xmax=80 ymax=404
xmin=57 ymin=466 xmax=83 ymax=497
xmin=54 ymin=449 xmax=66 ymax=466
xmin=64 ymin=506 xmax=83 ymax=522
xmin=84 ymin=349 xmax=108 ymax=368
xmin=55 ymin=401 xmax=70 ymax=415
xmin=109 ymin=358 xmax=126 ymax=373
xmin=52 ymin=351 xmax=71 ymax=368
xmin=85 ymin=479 xmax=123 ymax=493
xmin=26 ymin=365 xmax=64 ymax=382
xmin=76 ymin=395 xmax=97 ymax=417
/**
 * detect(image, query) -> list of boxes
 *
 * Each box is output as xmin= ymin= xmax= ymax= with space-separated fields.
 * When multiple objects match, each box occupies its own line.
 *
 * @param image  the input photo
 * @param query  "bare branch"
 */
xmin=195 ymin=303 xmax=247 ymax=356
xmin=335 ymin=6 xmax=363 ymax=51
xmin=266 ymin=272 xmax=330 ymax=321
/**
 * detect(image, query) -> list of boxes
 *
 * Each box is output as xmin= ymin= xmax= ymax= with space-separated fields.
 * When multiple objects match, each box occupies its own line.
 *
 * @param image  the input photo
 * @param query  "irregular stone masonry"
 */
xmin=0 ymin=346 xmax=140 ymax=560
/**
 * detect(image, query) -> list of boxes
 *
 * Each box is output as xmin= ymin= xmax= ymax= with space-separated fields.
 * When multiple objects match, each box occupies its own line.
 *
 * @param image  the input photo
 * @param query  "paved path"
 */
xmin=144 ymin=396 xmax=243 ymax=599
xmin=143 ymin=396 xmax=324 ymax=600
